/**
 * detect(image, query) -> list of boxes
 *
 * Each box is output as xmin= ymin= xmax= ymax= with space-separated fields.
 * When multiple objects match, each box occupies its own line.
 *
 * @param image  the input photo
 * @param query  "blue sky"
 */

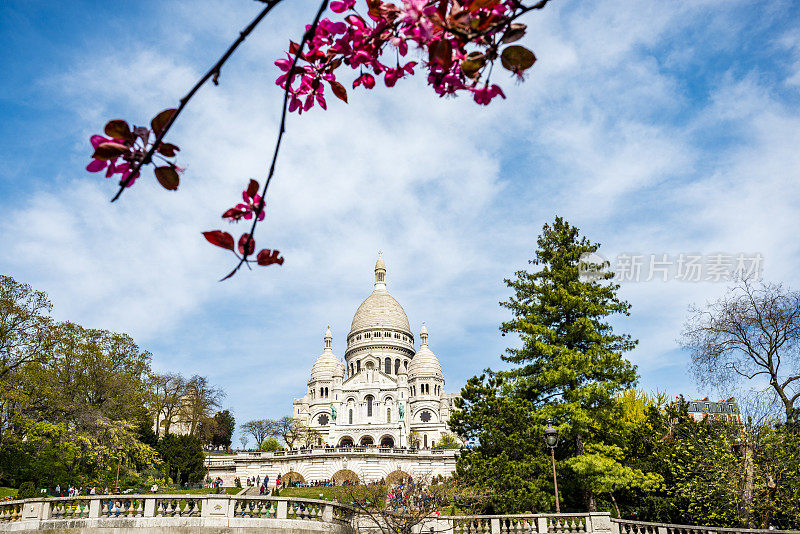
xmin=2 ymin=0 xmax=800 ymax=435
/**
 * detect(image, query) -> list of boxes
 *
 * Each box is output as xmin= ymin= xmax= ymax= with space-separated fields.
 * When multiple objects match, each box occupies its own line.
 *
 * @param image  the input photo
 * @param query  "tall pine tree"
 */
xmin=500 ymin=217 xmax=639 ymax=511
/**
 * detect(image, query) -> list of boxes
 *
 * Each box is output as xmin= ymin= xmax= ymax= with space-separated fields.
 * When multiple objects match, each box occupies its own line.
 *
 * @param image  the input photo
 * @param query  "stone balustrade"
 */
xmin=612 ymin=518 xmax=800 ymax=534
xmin=0 ymin=494 xmax=353 ymax=533
xmin=2 ymin=498 xmax=799 ymax=534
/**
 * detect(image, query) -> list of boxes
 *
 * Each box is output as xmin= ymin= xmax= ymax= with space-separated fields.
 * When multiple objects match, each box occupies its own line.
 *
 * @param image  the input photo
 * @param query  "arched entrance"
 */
xmin=385 ymin=470 xmax=411 ymax=486
xmin=339 ymin=436 xmax=354 ymax=447
xmin=379 ymin=435 xmax=395 ymax=448
xmin=282 ymin=471 xmax=306 ymax=485
xmin=359 ymin=435 xmax=374 ymax=446
xmin=331 ymin=469 xmax=359 ymax=485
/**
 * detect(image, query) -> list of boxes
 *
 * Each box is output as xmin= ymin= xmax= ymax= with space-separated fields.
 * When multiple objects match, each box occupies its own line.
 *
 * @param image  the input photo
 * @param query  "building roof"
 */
xmin=408 ymin=324 xmax=443 ymax=378
xmin=349 ymin=257 xmax=411 ymax=335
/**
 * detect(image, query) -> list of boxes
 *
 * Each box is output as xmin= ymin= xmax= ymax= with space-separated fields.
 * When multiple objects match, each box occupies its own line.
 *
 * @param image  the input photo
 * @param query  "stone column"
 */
xmin=588 ymin=512 xmax=614 ymax=534
xmin=144 ymin=497 xmax=156 ymax=517
xmin=20 ymin=500 xmax=44 ymax=521
xmin=491 ymin=517 xmax=501 ymax=533
xmin=88 ymin=498 xmax=101 ymax=518
xmin=537 ymin=516 xmax=549 ymax=534
xmin=277 ymin=499 xmax=288 ymax=519
xmin=202 ymin=496 xmax=231 ymax=517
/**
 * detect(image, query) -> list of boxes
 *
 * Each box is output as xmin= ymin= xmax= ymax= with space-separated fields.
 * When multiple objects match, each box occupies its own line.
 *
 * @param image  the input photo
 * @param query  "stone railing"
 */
xmin=612 ymin=518 xmax=800 ymax=534
xmin=227 ymin=447 xmax=456 ymax=461
xmin=0 ymin=494 xmax=354 ymax=532
xmin=4 ymin=499 xmax=798 ymax=534
xmin=411 ymin=512 xmax=614 ymax=534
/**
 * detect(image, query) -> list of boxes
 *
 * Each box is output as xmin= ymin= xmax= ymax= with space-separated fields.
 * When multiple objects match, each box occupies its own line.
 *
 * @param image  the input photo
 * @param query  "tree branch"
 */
xmin=110 ymin=0 xmax=283 ymax=202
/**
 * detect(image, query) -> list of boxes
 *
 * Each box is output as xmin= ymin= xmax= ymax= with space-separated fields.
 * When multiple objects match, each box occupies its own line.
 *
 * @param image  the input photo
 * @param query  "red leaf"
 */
xmin=500 ymin=45 xmax=536 ymax=72
xmin=222 ymin=207 xmax=245 ymax=220
xmin=157 ymin=142 xmax=180 ymax=157
xmin=151 ymin=108 xmax=177 ymax=134
xmin=328 ymin=80 xmax=348 ymax=103
xmin=154 ymin=166 xmax=179 ymax=190
xmin=238 ymin=233 xmax=255 ymax=256
xmin=428 ymin=39 xmax=453 ymax=69
xmin=92 ymin=142 xmax=128 ymax=160
xmin=203 ymin=231 xmax=235 ymax=251
xmin=257 ymin=249 xmax=285 ymax=266
xmin=104 ymin=119 xmax=132 ymax=141
xmin=246 ymin=179 xmax=259 ymax=199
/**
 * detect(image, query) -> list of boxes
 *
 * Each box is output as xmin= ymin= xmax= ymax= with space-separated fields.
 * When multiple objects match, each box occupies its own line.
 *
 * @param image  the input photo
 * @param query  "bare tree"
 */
xmin=149 ymin=372 xmax=187 ymax=436
xmin=185 ymin=374 xmax=226 ymax=435
xmin=276 ymin=416 xmax=303 ymax=449
xmin=682 ymin=279 xmax=800 ymax=423
xmin=241 ymin=418 xmax=275 ymax=446
xmin=341 ymin=475 xmax=488 ymax=534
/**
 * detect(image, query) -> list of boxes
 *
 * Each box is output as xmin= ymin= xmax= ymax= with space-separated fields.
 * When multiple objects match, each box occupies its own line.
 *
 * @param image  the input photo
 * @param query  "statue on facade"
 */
xmin=398 ymin=402 xmax=404 ymax=420
xmin=331 ymin=404 xmax=337 ymax=422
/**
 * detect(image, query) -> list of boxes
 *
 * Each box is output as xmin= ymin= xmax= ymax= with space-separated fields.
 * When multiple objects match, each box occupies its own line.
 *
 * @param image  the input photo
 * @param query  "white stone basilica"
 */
xmin=292 ymin=256 xmax=458 ymax=450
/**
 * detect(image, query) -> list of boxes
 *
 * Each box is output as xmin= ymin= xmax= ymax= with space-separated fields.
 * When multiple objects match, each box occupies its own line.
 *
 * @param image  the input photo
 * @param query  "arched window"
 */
xmin=320 ymin=387 xmax=324 ymax=397
xmin=394 ymin=359 xmax=400 ymax=374
xmin=424 ymin=434 xmax=428 ymax=448
xmin=387 ymin=407 xmax=391 ymax=423
xmin=357 ymin=360 xmax=361 ymax=372
xmin=366 ymin=395 xmax=373 ymax=417
xmin=349 ymin=409 xmax=353 ymax=424
xmin=385 ymin=357 xmax=391 ymax=374
xmin=404 ymin=360 xmax=408 ymax=369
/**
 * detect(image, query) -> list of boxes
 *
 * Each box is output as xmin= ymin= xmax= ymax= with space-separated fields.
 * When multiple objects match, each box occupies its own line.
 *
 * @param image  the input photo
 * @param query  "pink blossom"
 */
xmin=472 ymin=84 xmax=506 ymax=105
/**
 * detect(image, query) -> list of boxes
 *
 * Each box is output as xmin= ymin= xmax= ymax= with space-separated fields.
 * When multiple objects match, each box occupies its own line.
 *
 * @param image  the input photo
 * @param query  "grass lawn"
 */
xmin=154 ymin=487 xmax=240 ymax=495
xmin=278 ymin=486 xmax=351 ymax=502
xmin=0 ymin=487 xmax=18 ymax=499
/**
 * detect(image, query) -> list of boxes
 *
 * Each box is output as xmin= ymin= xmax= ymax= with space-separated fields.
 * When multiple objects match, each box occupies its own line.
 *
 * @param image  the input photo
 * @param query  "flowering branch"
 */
xmin=208 ymin=0 xmax=331 ymax=281
xmin=87 ymin=0 xmax=553 ymax=280
xmin=107 ymin=0 xmax=284 ymax=202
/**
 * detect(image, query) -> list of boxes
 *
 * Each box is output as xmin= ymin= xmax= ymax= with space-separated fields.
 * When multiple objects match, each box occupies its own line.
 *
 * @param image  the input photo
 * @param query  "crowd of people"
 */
xmin=52 ymin=484 xmax=118 ymax=496
xmin=385 ymin=478 xmax=435 ymax=513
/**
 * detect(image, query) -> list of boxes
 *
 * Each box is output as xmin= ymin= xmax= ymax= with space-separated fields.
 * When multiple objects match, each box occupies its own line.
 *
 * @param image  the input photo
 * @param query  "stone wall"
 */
xmin=207 ymin=447 xmax=457 ymax=485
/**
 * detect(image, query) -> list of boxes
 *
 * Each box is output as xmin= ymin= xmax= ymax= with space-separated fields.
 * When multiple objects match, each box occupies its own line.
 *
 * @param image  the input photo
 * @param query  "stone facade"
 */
xmin=207 ymin=448 xmax=458 ymax=486
xmin=292 ymin=257 xmax=458 ymax=450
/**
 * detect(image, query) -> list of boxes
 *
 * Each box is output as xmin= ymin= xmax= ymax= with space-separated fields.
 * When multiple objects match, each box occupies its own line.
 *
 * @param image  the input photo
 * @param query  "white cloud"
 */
xmin=2 ymin=0 xmax=800 ymax=425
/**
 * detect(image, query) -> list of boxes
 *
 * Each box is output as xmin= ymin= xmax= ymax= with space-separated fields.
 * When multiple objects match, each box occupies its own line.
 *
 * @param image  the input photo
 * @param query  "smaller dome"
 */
xmin=408 ymin=323 xmax=442 ymax=378
xmin=375 ymin=255 xmax=385 ymax=270
xmin=310 ymin=327 xmax=341 ymax=381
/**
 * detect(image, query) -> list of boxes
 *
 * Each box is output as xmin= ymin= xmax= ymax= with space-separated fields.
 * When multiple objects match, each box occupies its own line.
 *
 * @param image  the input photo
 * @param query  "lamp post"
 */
xmin=114 ymin=445 xmax=124 ymax=493
xmin=544 ymin=419 xmax=561 ymax=514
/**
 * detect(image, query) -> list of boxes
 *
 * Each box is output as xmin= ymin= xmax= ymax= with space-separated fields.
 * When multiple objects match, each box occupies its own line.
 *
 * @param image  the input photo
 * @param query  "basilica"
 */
xmin=292 ymin=256 xmax=459 ymax=450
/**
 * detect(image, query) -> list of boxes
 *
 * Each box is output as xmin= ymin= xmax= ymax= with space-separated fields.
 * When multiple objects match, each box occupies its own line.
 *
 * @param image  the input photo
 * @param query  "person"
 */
xmin=55 ymin=484 xmax=61 ymax=496
xmin=151 ymin=483 xmax=158 ymax=493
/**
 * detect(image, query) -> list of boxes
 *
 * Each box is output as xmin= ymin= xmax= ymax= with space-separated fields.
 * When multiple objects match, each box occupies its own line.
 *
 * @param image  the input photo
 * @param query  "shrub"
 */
xmin=17 ymin=482 xmax=37 ymax=500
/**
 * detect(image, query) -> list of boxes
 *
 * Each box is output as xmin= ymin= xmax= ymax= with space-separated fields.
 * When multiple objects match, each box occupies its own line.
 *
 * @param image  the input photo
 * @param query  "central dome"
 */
xmin=350 ymin=288 xmax=411 ymax=333
xmin=348 ymin=256 xmax=412 ymax=336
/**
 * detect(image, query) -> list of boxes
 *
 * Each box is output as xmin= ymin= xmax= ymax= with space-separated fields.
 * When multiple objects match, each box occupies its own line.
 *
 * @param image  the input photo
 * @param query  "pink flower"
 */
xmin=223 ymin=180 xmax=266 ymax=222
xmin=353 ymin=73 xmax=376 ymax=89
xmin=330 ymin=0 xmax=356 ymax=13
xmin=472 ymin=83 xmax=506 ymax=105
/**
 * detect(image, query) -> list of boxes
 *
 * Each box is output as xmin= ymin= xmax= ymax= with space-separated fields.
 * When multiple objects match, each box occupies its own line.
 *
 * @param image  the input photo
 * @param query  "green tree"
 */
xmin=211 ymin=410 xmax=235 ymax=449
xmin=157 ymin=434 xmax=205 ymax=486
xmin=259 ymin=438 xmax=281 ymax=451
xmin=498 ymin=217 xmax=640 ymax=511
xmin=436 ymin=433 xmax=461 ymax=449
xmin=450 ymin=372 xmax=552 ymax=513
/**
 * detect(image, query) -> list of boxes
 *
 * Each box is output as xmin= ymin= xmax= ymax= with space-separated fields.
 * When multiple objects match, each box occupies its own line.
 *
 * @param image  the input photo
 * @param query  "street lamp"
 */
xmin=114 ymin=445 xmax=125 ymax=493
xmin=544 ymin=419 xmax=561 ymax=514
